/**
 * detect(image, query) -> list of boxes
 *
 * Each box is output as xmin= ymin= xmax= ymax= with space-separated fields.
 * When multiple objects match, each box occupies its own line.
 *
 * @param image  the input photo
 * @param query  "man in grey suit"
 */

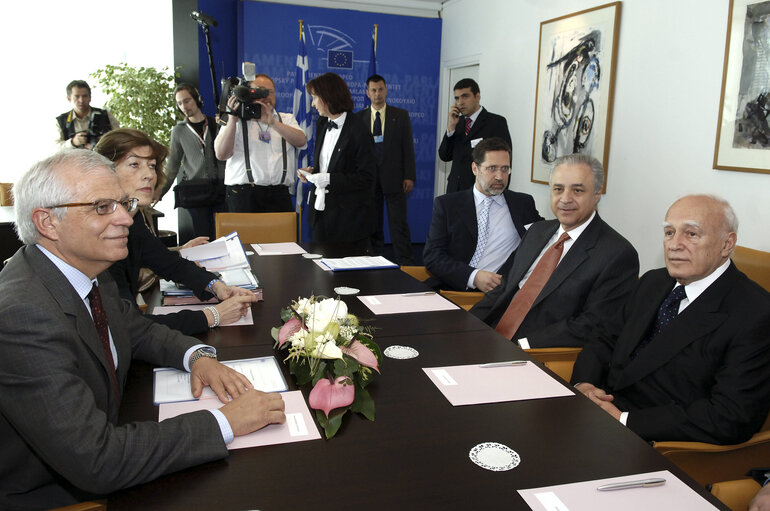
xmin=573 ymin=195 xmax=770 ymax=444
xmin=357 ymin=74 xmax=416 ymax=264
xmin=0 ymin=150 xmax=285 ymax=510
xmin=470 ymin=153 xmax=639 ymax=348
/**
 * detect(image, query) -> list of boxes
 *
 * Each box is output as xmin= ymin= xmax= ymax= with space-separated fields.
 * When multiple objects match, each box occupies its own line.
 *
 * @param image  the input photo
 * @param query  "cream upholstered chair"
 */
xmin=215 ymin=212 xmax=297 ymax=244
xmin=732 ymin=245 xmax=770 ymax=292
xmin=524 ymin=347 xmax=583 ymax=382
xmin=709 ymin=478 xmax=762 ymax=511
xmin=651 ymin=413 xmax=770 ymax=486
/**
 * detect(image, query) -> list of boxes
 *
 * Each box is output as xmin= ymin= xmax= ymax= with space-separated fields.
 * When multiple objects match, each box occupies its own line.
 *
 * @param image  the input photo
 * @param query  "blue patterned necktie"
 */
xmin=631 ymin=285 xmax=687 ymax=358
xmin=470 ymin=196 xmax=493 ymax=268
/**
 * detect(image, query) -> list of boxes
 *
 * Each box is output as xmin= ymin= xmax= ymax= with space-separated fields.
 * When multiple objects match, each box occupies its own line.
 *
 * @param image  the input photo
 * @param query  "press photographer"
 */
xmin=214 ymin=73 xmax=307 ymax=213
xmin=56 ymin=79 xmax=119 ymax=149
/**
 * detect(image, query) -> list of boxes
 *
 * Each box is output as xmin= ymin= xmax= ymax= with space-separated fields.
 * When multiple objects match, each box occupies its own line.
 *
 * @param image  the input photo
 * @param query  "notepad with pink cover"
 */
xmin=158 ymin=391 xmax=321 ymax=449
xmin=423 ymin=361 xmax=573 ymax=406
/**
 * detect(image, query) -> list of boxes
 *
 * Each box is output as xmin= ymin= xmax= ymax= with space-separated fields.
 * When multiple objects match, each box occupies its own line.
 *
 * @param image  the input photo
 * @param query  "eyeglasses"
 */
xmin=47 ymin=198 xmax=139 ymax=215
xmin=481 ymin=165 xmax=511 ymax=175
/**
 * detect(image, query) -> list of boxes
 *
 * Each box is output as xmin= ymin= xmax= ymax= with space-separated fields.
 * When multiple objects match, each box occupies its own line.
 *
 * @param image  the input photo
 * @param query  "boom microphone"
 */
xmin=190 ymin=10 xmax=218 ymax=27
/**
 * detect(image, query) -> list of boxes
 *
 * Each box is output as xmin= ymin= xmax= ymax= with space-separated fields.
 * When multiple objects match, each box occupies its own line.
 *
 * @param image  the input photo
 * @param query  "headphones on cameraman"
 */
xmin=174 ymin=83 xmax=203 ymax=111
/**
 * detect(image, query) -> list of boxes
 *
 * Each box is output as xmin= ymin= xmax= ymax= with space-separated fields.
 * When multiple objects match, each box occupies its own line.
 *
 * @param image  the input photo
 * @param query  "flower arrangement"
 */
xmin=272 ymin=296 xmax=381 ymax=439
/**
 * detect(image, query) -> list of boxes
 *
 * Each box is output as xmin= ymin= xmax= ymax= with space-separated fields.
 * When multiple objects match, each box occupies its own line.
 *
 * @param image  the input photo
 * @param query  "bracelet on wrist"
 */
xmin=205 ymin=306 xmax=220 ymax=328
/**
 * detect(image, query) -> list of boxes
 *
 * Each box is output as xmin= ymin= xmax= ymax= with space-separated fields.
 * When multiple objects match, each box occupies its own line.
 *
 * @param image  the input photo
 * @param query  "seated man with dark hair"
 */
xmin=0 ymin=150 xmax=285 ymax=510
xmin=424 ymin=137 xmax=542 ymax=293
xmin=573 ymin=195 xmax=770 ymax=444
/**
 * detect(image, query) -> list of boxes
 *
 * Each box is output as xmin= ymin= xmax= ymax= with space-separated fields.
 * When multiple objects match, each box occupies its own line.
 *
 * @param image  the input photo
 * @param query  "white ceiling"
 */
xmin=257 ymin=0 xmax=448 ymax=18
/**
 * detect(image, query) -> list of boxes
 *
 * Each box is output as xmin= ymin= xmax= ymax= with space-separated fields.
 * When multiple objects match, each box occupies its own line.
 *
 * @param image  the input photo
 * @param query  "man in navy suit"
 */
xmin=572 ymin=195 xmax=770 ymax=444
xmin=424 ymin=138 xmax=542 ymax=292
xmin=470 ymin=154 xmax=639 ymax=348
xmin=356 ymin=75 xmax=416 ymax=264
xmin=438 ymin=78 xmax=511 ymax=193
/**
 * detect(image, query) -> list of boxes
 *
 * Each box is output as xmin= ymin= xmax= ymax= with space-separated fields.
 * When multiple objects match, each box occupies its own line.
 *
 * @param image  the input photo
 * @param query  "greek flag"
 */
xmin=292 ymin=28 xmax=312 ymax=214
xmin=364 ymin=29 xmax=377 ymax=107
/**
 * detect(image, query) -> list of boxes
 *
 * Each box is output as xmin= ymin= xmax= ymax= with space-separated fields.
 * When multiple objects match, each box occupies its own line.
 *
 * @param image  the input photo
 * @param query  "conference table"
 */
xmin=110 ymin=245 xmax=728 ymax=510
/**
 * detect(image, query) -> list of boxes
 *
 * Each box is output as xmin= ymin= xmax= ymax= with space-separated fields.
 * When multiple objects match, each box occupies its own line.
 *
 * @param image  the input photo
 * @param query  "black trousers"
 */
xmin=369 ymin=181 xmax=414 ymax=265
xmin=225 ymin=184 xmax=293 ymax=213
xmin=177 ymin=203 xmax=225 ymax=244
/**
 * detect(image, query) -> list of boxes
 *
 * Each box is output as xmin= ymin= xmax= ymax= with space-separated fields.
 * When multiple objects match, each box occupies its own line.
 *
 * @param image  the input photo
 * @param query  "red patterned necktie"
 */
xmin=495 ymin=232 xmax=571 ymax=339
xmin=464 ymin=117 xmax=472 ymax=135
xmin=87 ymin=283 xmax=121 ymax=405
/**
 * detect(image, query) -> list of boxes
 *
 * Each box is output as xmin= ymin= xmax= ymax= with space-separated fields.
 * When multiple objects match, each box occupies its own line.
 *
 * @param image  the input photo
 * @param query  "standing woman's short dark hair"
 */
xmin=306 ymin=73 xmax=354 ymax=115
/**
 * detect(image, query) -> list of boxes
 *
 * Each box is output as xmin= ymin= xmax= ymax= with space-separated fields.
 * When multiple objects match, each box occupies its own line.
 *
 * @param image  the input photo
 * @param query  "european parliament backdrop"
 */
xmin=197 ymin=0 xmax=442 ymax=244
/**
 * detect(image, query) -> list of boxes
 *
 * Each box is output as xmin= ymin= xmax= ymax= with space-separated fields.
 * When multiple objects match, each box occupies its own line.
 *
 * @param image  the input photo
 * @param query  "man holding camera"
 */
xmin=56 ymin=80 xmax=119 ymax=150
xmin=214 ymin=74 xmax=307 ymax=213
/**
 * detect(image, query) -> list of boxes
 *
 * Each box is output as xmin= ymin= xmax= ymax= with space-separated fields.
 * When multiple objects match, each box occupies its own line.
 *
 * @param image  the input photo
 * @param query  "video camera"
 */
xmin=219 ymin=77 xmax=269 ymax=121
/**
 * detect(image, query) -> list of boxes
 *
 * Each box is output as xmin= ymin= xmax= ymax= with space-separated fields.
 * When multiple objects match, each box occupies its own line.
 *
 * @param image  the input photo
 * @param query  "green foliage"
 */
xmin=351 ymin=386 xmax=375 ymax=421
xmin=316 ymin=408 xmax=347 ymax=439
xmin=90 ymin=63 xmax=180 ymax=147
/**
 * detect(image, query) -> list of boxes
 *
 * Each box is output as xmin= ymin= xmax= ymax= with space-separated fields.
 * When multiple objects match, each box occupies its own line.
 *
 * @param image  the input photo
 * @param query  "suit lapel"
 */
xmin=503 ymin=191 xmax=526 ymax=236
xmin=508 ymin=220 xmax=559 ymax=287
xmin=326 ymin=116 xmax=352 ymax=173
xmin=460 ymin=188 xmax=479 ymax=243
xmin=611 ymin=266 xmax=735 ymax=390
xmin=314 ymin=118 xmax=328 ymax=170
xmin=26 ymin=246 xmax=122 ymax=405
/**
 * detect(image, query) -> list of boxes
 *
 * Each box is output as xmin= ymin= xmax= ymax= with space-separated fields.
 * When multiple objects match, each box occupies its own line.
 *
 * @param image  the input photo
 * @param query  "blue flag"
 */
xmin=293 ymin=27 xmax=312 ymax=215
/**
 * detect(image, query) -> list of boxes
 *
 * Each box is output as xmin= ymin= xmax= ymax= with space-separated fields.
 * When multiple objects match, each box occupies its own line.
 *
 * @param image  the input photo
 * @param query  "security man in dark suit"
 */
xmin=470 ymin=153 xmax=639 ymax=349
xmin=356 ymin=74 xmax=416 ymax=264
xmin=438 ymin=78 xmax=511 ymax=193
xmin=573 ymin=195 xmax=770 ymax=444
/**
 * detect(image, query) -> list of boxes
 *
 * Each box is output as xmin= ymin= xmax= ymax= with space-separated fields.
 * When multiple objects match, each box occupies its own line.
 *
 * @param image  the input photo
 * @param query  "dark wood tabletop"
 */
xmin=111 ymin=247 xmax=728 ymax=510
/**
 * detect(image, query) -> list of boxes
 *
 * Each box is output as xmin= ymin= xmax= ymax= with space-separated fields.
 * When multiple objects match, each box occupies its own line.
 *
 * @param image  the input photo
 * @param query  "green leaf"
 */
xmin=290 ymin=359 xmax=312 ymax=386
xmin=351 ymin=386 xmax=375 ymax=421
xmin=270 ymin=326 xmax=280 ymax=342
xmin=316 ymin=407 xmax=348 ymax=439
xmin=280 ymin=307 xmax=295 ymax=323
xmin=333 ymin=357 xmax=358 ymax=379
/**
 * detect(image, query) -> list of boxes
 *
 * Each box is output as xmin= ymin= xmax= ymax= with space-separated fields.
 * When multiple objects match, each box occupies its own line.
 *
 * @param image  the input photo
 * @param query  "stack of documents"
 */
xmin=318 ymin=255 xmax=398 ymax=272
xmin=162 ymin=232 xmax=260 ymax=304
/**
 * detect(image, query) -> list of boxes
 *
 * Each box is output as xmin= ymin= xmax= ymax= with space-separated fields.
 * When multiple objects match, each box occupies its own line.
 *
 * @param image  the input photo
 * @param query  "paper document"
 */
xmin=152 ymin=305 xmax=254 ymax=326
xmin=252 ymin=242 xmax=307 ymax=255
xmin=188 ymin=232 xmax=250 ymax=271
xmin=422 ymin=361 xmax=573 ymax=406
xmin=153 ymin=356 xmax=287 ymax=404
xmin=319 ymin=255 xmax=398 ymax=271
xmin=358 ymin=293 xmax=458 ymax=314
xmin=159 ymin=391 xmax=321 ymax=449
xmin=178 ymin=239 xmax=228 ymax=262
xmin=517 ymin=470 xmax=719 ymax=511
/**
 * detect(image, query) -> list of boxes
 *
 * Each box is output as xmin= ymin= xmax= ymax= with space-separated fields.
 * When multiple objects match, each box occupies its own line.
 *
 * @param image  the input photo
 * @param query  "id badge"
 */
xmin=259 ymin=130 xmax=272 ymax=142
xmin=373 ymin=135 xmax=383 ymax=143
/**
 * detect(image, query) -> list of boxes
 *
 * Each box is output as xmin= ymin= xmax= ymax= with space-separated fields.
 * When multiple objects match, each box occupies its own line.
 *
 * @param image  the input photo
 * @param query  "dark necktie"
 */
xmin=495 ymin=232 xmax=571 ymax=339
xmin=464 ymin=117 xmax=472 ymax=136
xmin=373 ymin=111 xmax=383 ymax=159
xmin=326 ymin=120 xmax=338 ymax=131
xmin=631 ymin=285 xmax=687 ymax=358
xmin=87 ymin=283 xmax=121 ymax=405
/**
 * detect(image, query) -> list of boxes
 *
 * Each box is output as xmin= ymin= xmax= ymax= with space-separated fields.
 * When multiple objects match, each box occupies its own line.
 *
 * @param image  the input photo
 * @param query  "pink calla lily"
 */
xmin=341 ymin=340 xmax=380 ymax=373
xmin=309 ymin=376 xmax=354 ymax=417
xmin=277 ymin=318 xmax=304 ymax=348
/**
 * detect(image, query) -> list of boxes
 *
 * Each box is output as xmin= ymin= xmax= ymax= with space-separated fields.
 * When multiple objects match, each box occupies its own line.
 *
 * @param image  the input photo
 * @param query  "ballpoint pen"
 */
xmin=401 ymin=291 xmax=436 ymax=296
xmin=479 ymin=361 xmax=528 ymax=368
xmin=597 ymin=478 xmax=666 ymax=491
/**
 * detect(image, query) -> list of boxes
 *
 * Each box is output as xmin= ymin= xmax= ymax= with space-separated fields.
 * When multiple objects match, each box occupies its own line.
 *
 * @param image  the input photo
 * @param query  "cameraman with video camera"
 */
xmin=215 ymin=74 xmax=307 ymax=213
xmin=56 ymin=80 xmax=119 ymax=149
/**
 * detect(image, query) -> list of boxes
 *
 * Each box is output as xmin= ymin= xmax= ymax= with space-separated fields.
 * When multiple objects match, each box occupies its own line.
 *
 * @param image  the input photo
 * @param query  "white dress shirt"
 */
xmin=467 ymin=187 xmax=520 ymax=289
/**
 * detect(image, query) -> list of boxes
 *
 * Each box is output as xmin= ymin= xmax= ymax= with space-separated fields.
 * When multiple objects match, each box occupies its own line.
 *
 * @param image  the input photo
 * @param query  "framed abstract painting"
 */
xmin=714 ymin=0 xmax=770 ymax=174
xmin=531 ymin=2 xmax=621 ymax=191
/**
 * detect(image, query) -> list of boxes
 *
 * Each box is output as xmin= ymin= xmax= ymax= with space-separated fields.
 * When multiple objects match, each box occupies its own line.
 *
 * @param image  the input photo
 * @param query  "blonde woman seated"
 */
xmin=94 ymin=129 xmax=255 ymax=334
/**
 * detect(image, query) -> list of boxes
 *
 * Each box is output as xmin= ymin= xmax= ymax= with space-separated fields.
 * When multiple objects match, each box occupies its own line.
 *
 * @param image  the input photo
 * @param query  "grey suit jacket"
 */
xmin=470 ymin=215 xmax=639 ymax=348
xmin=572 ymin=264 xmax=770 ymax=444
xmin=0 ymin=246 xmax=228 ymax=510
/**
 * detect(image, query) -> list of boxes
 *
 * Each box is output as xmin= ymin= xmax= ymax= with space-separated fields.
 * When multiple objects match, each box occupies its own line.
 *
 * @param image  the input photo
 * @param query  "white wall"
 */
xmin=439 ymin=0 xmax=770 ymax=273
xmin=1 ymin=0 xmax=178 ymax=231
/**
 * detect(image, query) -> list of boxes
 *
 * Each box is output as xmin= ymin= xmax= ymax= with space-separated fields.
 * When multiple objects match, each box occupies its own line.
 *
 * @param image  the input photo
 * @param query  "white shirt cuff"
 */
xmin=619 ymin=411 xmax=629 ymax=426
xmin=467 ymin=269 xmax=479 ymax=289
xmin=209 ymin=409 xmax=234 ymax=444
xmin=517 ymin=338 xmax=531 ymax=350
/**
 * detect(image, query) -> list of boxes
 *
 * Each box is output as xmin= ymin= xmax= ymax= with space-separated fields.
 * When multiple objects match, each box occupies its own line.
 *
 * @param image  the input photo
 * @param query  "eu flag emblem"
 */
xmin=327 ymin=50 xmax=353 ymax=69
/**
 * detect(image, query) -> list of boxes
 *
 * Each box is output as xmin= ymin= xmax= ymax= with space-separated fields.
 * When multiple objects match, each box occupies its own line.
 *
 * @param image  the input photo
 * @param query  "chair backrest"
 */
xmin=652 ymin=428 xmax=770 ymax=486
xmin=525 ymin=347 xmax=583 ymax=382
xmin=400 ymin=265 xmax=433 ymax=282
xmin=215 ymin=212 xmax=297 ymax=244
xmin=439 ymin=290 xmax=484 ymax=311
xmin=0 ymin=183 xmax=13 ymax=206
xmin=709 ymin=479 xmax=761 ymax=511
xmin=732 ymin=245 xmax=770 ymax=292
